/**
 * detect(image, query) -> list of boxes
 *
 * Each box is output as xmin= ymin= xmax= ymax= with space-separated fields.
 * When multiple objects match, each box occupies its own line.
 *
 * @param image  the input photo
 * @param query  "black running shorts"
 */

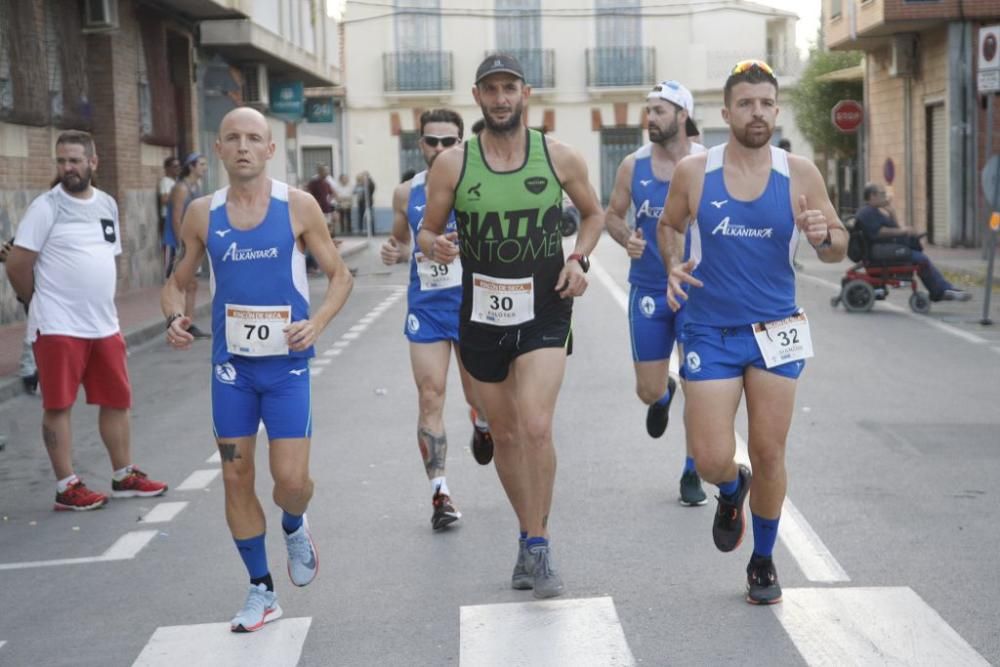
xmin=459 ymin=315 xmax=573 ymax=383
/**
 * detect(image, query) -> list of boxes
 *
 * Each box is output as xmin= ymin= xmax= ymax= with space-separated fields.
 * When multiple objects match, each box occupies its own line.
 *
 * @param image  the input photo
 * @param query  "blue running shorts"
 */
xmin=211 ymin=356 xmax=312 ymax=439
xmin=629 ymin=285 xmax=681 ymax=363
xmin=680 ymin=323 xmax=805 ymax=381
xmin=404 ymin=307 xmax=459 ymax=344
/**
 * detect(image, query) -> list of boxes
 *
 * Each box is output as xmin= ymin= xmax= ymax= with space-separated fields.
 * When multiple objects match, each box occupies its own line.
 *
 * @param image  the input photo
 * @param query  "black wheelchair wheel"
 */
xmin=843 ymin=279 xmax=875 ymax=313
xmin=909 ymin=291 xmax=931 ymax=314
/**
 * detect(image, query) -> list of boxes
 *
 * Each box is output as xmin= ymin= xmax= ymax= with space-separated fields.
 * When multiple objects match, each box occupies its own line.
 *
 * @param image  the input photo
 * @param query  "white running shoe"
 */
xmin=284 ymin=515 xmax=319 ymax=587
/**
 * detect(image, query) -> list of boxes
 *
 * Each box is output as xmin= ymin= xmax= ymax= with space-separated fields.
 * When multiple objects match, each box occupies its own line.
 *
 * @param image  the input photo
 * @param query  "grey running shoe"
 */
xmin=645 ymin=377 xmax=677 ymax=438
xmin=431 ymin=493 xmax=461 ymax=530
xmin=511 ymin=539 xmax=534 ymax=590
xmin=942 ymin=289 xmax=972 ymax=302
xmin=679 ymin=469 xmax=708 ymax=506
xmin=529 ymin=544 xmax=565 ymax=599
xmin=284 ymin=515 xmax=318 ymax=587
xmin=712 ymin=464 xmax=752 ymax=552
xmin=746 ymin=555 xmax=783 ymax=605
xmin=230 ymin=583 xmax=283 ymax=633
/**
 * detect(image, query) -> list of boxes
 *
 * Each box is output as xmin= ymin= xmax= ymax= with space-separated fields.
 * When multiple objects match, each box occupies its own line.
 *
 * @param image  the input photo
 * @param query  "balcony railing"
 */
xmin=487 ymin=49 xmax=556 ymax=89
xmin=383 ymin=51 xmax=453 ymax=93
xmin=586 ymin=47 xmax=655 ymax=88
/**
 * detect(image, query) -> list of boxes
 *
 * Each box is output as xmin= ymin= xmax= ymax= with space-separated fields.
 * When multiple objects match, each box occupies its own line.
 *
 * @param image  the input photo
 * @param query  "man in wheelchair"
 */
xmin=855 ymin=183 xmax=971 ymax=302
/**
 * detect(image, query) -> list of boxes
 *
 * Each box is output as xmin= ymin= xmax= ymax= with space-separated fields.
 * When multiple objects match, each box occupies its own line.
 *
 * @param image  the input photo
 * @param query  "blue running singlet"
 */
xmin=406 ymin=170 xmax=462 ymax=312
xmin=685 ymin=144 xmax=799 ymax=327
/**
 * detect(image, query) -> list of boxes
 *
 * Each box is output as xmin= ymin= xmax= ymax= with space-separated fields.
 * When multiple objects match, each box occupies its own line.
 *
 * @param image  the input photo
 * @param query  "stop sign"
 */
xmin=831 ymin=100 xmax=864 ymax=134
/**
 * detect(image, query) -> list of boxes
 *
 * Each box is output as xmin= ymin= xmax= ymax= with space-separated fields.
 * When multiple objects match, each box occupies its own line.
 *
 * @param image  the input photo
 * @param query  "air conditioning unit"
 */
xmin=242 ymin=64 xmax=270 ymax=108
xmin=82 ymin=0 xmax=119 ymax=33
xmin=888 ymin=35 xmax=916 ymax=78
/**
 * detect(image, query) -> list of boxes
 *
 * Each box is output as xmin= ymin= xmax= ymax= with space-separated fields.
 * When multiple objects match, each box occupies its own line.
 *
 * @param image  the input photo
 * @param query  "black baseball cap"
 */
xmin=475 ymin=53 xmax=525 ymax=84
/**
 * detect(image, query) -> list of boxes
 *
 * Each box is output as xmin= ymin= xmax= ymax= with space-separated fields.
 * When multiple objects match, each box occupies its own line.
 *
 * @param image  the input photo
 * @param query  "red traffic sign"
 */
xmin=831 ymin=100 xmax=864 ymax=134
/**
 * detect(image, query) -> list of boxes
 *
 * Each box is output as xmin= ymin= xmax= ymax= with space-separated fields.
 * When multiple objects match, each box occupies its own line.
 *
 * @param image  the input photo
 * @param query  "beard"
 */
xmin=731 ymin=121 xmax=773 ymax=149
xmin=481 ymin=101 xmax=524 ymax=134
xmin=648 ymin=117 xmax=679 ymax=145
xmin=60 ymin=167 xmax=92 ymax=193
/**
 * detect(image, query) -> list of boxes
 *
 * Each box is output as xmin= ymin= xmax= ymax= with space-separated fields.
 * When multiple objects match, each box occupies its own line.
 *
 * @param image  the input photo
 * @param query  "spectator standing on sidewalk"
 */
xmin=5 ymin=130 xmax=168 ymax=511
xmin=1 ymin=240 xmax=37 ymax=394
xmin=158 ymin=156 xmax=180 ymax=243
xmin=332 ymin=174 xmax=354 ymax=235
xmin=355 ymin=172 xmax=375 ymax=234
xmin=167 ymin=152 xmax=211 ymax=338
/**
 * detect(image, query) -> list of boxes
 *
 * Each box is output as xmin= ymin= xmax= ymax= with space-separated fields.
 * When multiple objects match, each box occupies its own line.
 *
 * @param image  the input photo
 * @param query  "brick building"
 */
xmin=825 ymin=0 xmax=1000 ymax=247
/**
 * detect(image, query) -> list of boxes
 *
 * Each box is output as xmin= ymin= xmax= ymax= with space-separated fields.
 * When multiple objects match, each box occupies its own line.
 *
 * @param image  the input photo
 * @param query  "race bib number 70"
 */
xmin=225 ymin=304 xmax=291 ymax=357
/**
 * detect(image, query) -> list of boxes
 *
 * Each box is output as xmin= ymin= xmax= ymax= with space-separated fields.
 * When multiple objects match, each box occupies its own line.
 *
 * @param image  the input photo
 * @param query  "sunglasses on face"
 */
xmin=731 ymin=59 xmax=775 ymax=77
xmin=422 ymin=135 xmax=460 ymax=148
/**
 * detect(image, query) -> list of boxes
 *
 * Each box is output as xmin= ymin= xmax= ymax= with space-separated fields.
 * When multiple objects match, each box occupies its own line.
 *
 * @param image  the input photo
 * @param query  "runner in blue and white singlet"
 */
xmin=659 ymin=61 xmax=847 ymax=606
xmin=604 ymin=80 xmax=707 ymax=507
xmin=380 ymin=108 xmax=493 ymax=533
xmin=163 ymin=106 xmax=353 ymax=633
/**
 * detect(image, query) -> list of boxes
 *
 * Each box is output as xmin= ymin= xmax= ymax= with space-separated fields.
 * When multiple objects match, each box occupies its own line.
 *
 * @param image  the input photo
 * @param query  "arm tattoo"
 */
xmin=42 ymin=425 xmax=58 ymax=451
xmin=417 ymin=428 xmax=448 ymax=479
xmin=218 ymin=442 xmax=241 ymax=463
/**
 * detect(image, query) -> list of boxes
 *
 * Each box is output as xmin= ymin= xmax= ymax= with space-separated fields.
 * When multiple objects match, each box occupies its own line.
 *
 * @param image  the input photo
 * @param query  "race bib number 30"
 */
xmin=225 ymin=304 xmax=291 ymax=357
xmin=471 ymin=273 xmax=534 ymax=326
xmin=415 ymin=252 xmax=462 ymax=291
xmin=752 ymin=311 xmax=814 ymax=369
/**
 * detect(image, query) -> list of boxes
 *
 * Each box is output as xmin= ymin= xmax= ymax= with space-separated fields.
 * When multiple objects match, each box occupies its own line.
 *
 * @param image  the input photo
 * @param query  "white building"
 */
xmin=341 ymin=0 xmax=808 ymax=230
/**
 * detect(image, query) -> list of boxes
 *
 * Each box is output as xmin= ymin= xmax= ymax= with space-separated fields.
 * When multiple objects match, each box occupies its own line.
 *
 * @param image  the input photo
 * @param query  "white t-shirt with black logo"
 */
xmin=15 ymin=185 xmax=122 ymax=341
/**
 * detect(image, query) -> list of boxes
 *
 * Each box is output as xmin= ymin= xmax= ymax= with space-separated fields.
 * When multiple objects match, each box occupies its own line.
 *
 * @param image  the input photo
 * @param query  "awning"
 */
xmin=816 ymin=64 xmax=864 ymax=82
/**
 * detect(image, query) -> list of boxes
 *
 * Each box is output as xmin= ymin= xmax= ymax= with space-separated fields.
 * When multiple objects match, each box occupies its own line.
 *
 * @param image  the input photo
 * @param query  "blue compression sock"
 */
xmin=234 ymin=533 xmax=269 ymax=580
xmin=717 ymin=476 xmax=740 ymax=498
xmin=655 ymin=389 xmax=672 ymax=407
xmin=526 ymin=536 xmax=548 ymax=550
xmin=282 ymin=511 xmax=303 ymax=535
xmin=751 ymin=514 xmax=780 ymax=559
xmin=684 ymin=456 xmax=696 ymax=474
xmin=519 ymin=531 xmax=528 ymax=542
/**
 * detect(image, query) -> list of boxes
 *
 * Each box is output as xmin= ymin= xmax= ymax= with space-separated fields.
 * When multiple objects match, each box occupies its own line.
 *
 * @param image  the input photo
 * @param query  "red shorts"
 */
xmin=33 ymin=333 xmax=132 ymax=410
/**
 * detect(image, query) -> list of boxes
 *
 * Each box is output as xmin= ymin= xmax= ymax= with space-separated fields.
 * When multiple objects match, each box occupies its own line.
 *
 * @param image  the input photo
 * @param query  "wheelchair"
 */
xmin=830 ymin=217 xmax=932 ymax=314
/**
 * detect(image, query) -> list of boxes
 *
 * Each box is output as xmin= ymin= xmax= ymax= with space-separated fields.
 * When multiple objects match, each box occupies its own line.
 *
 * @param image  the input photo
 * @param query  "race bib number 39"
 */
xmin=471 ymin=273 xmax=534 ymax=326
xmin=752 ymin=311 xmax=814 ymax=369
xmin=225 ymin=304 xmax=291 ymax=357
xmin=415 ymin=252 xmax=462 ymax=291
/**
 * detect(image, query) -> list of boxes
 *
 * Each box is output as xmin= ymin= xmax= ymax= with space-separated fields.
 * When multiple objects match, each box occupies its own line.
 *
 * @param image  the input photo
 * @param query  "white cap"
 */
xmin=647 ymin=80 xmax=699 ymax=137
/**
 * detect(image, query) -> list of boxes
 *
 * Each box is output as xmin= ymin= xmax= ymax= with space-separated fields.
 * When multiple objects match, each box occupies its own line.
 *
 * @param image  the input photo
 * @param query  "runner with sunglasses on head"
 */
xmin=658 ymin=60 xmax=846 ymax=604
xmin=381 ymin=108 xmax=493 ymax=531
xmin=604 ymin=80 xmax=707 ymax=506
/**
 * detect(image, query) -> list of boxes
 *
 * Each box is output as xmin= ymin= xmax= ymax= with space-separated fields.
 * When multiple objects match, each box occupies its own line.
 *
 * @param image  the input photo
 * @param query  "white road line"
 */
xmin=312 ymin=368 xmax=325 ymax=377
xmin=341 ymin=331 xmax=360 ymax=340
xmin=0 ymin=641 xmax=5 ymax=650
xmin=333 ymin=340 xmax=351 ymax=348
xmin=176 ymin=469 xmax=221 ymax=491
xmin=460 ymin=597 xmax=635 ymax=667
xmin=0 ymin=530 xmax=160 ymax=571
xmin=359 ymin=316 xmax=375 ymax=324
xmin=324 ymin=348 xmax=342 ymax=356
xmin=311 ymin=357 xmax=332 ymax=365
xmin=132 ymin=617 xmax=312 ymax=667
xmin=349 ymin=324 xmax=368 ymax=333
xmin=594 ymin=259 xmax=848 ymax=584
xmin=139 ymin=502 xmax=189 ymax=524
xmin=776 ymin=587 xmax=990 ymax=666
xmin=799 ymin=273 xmax=987 ymax=344
xmin=206 ymin=450 xmax=221 ymax=464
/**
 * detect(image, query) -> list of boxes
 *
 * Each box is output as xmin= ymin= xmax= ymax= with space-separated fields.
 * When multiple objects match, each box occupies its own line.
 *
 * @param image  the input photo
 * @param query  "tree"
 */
xmin=789 ymin=49 xmax=864 ymax=157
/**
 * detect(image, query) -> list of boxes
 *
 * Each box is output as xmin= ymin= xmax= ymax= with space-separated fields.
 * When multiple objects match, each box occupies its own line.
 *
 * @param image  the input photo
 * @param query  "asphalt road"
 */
xmin=0 ymin=236 xmax=997 ymax=666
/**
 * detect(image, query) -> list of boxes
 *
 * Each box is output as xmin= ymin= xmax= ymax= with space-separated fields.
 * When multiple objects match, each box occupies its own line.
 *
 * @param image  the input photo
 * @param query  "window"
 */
xmin=399 ymin=131 xmax=424 ymax=179
xmin=591 ymin=0 xmax=650 ymax=87
xmin=390 ymin=0 xmax=448 ymax=91
xmin=496 ymin=0 xmax=551 ymax=87
xmin=599 ymin=128 xmax=641 ymax=205
xmin=830 ymin=0 xmax=842 ymax=19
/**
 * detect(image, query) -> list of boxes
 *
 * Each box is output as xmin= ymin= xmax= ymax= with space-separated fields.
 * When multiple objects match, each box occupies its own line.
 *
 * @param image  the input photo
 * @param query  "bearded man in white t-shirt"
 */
xmin=5 ymin=130 xmax=169 ymax=511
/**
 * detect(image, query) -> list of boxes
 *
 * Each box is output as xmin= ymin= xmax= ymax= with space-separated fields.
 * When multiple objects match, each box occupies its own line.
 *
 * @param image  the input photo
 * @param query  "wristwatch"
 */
xmin=567 ymin=253 xmax=590 ymax=273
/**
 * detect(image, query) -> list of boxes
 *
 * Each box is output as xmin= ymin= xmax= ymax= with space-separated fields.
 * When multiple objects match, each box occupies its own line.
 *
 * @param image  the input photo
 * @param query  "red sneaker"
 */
xmin=54 ymin=480 xmax=108 ymax=511
xmin=111 ymin=466 xmax=168 ymax=498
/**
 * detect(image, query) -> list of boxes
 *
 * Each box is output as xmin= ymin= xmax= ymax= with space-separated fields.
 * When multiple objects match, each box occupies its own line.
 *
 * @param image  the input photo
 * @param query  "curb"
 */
xmin=0 ymin=240 xmax=369 ymax=407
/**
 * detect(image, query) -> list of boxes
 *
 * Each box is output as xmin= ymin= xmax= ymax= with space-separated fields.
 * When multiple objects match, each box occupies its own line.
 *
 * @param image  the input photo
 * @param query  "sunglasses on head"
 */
xmin=422 ymin=135 xmax=460 ymax=148
xmin=730 ymin=59 xmax=775 ymax=77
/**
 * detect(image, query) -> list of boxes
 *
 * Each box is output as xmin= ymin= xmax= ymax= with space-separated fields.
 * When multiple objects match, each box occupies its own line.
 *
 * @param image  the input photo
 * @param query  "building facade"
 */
xmin=341 ymin=0 xmax=809 ymax=231
xmin=825 ymin=0 xmax=1000 ymax=247
xmin=0 ymin=0 xmax=341 ymax=326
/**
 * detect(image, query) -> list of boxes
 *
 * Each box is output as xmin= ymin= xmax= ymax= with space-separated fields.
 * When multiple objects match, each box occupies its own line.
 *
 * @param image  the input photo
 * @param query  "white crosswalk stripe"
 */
xmin=132 ymin=617 xmax=312 ymax=667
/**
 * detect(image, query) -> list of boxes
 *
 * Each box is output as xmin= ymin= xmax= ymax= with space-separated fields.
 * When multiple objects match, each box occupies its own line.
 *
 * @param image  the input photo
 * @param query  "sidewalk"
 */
xmin=922 ymin=241 xmax=1000 ymax=289
xmin=0 ymin=239 xmax=368 ymax=406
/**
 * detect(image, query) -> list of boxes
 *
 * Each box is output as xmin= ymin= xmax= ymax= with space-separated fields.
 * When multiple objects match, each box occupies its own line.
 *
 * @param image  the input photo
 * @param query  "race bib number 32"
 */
xmin=752 ymin=311 xmax=814 ymax=369
xmin=225 ymin=304 xmax=291 ymax=357
xmin=471 ymin=273 xmax=534 ymax=326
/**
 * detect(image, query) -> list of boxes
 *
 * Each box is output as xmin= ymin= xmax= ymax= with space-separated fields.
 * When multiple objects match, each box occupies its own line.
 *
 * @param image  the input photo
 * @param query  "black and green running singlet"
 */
xmin=454 ymin=128 xmax=569 ymax=328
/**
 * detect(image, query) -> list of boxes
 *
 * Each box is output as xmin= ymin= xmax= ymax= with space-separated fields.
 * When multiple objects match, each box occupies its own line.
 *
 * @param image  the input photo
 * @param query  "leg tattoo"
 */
xmin=218 ymin=442 xmax=241 ymax=463
xmin=418 ymin=428 xmax=448 ymax=480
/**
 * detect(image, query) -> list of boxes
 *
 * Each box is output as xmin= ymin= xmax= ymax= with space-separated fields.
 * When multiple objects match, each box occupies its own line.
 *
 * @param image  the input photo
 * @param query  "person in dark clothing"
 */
xmin=855 ymin=183 xmax=970 ymax=302
xmin=355 ymin=172 xmax=375 ymax=233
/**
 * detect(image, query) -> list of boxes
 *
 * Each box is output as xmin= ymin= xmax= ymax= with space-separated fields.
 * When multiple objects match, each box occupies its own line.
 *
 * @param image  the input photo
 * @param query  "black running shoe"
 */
xmin=679 ymin=469 xmax=708 ymax=506
xmin=21 ymin=372 xmax=38 ymax=395
xmin=746 ymin=554 xmax=782 ymax=605
xmin=645 ymin=376 xmax=677 ymax=438
xmin=431 ymin=493 xmax=461 ymax=530
xmin=712 ymin=463 xmax=751 ymax=552
xmin=470 ymin=409 xmax=494 ymax=465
